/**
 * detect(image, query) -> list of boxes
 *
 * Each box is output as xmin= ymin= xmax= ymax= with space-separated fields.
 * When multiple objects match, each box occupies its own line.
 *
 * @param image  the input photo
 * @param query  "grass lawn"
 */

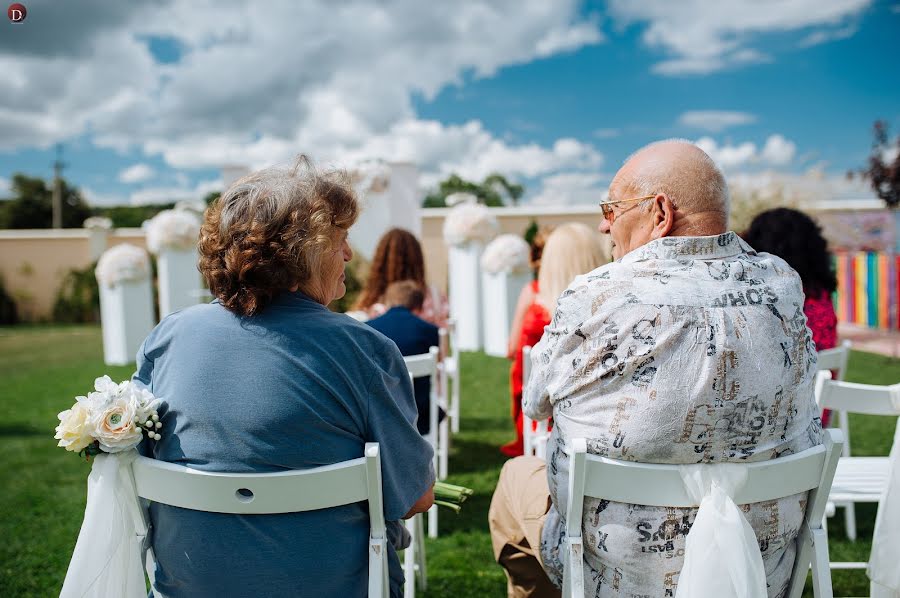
xmin=1 ymin=324 xmax=898 ymax=597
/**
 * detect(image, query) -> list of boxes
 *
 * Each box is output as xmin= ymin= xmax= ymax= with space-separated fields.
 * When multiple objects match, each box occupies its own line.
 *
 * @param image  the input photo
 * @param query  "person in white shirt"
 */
xmin=488 ymin=139 xmax=822 ymax=598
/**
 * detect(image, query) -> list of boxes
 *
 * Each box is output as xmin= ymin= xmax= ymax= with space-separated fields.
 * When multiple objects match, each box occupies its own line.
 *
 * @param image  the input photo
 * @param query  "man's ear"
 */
xmin=649 ymin=194 xmax=675 ymax=239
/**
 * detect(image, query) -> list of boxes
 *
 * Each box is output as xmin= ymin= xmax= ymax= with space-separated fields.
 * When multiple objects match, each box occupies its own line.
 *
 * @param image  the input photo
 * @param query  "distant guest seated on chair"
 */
xmin=133 ymin=159 xmax=434 ymax=598
xmin=367 ymin=280 xmax=444 ymax=436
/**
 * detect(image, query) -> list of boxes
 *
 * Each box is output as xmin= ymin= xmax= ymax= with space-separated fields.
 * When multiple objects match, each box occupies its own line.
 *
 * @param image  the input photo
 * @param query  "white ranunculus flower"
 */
xmin=87 ymin=393 xmax=144 ymax=453
xmin=443 ymin=202 xmax=499 ymax=247
xmin=55 ymin=400 xmax=94 ymax=452
xmin=481 ymin=234 xmax=531 ymax=275
xmin=145 ymin=209 xmax=201 ymax=254
xmin=94 ymin=244 xmax=151 ymax=288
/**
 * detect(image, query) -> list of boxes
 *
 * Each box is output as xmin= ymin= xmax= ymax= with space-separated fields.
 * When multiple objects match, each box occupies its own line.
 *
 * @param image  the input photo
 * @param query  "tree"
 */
xmin=859 ymin=120 xmax=900 ymax=209
xmin=422 ymin=173 xmax=525 ymax=208
xmin=0 ymin=173 xmax=92 ymax=229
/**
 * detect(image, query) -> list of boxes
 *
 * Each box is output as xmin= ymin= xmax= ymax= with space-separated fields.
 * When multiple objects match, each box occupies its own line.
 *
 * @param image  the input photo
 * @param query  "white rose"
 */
xmin=55 ymin=400 xmax=94 ymax=452
xmin=88 ymin=395 xmax=144 ymax=453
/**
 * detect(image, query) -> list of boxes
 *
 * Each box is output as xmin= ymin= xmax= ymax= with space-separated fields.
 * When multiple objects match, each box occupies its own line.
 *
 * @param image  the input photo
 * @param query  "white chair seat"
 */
xmin=829 ymin=457 xmax=890 ymax=503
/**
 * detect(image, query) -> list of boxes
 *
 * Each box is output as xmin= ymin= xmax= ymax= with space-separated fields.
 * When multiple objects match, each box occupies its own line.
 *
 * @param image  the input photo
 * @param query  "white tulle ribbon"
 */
xmin=676 ymin=464 xmax=767 ymax=598
xmin=60 ymin=451 xmax=146 ymax=598
xmin=868 ymin=418 xmax=900 ymax=597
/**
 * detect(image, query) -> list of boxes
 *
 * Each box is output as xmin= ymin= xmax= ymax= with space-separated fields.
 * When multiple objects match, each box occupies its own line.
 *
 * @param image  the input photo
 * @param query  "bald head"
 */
xmin=612 ymin=139 xmax=729 ymax=218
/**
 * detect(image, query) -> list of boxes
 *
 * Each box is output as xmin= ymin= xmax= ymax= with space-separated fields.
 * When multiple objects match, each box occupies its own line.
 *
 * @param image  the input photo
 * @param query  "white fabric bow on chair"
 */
xmin=676 ymin=464 xmax=767 ymax=598
xmin=869 ymin=417 xmax=900 ymax=598
xmin=60 ymin=452 xmax=146 ymax=598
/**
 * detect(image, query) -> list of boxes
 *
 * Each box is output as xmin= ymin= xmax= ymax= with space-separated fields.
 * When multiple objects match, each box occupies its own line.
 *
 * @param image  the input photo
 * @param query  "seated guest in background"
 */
xmin=502 ymin=223 xmax=611 ymax=457
xmin=743 ymin=207 xmax=839 ymax=424
xmin=134 ymin=158 xmax=434 ymax=598
xmin=507 ymin=226 xmax=554 ymax=359
xmin=490 ymin=140 xmax=822 ymax=598
xmin=353 ymin=228 xmax=449 ymax=326
xmin=367 ymin=280 xmax=442 ymax=435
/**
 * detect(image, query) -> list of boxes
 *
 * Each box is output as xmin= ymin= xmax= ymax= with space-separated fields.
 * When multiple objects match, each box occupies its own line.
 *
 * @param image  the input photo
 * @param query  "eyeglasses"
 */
xmin=598 ymin=194 xmax=656 ymax=222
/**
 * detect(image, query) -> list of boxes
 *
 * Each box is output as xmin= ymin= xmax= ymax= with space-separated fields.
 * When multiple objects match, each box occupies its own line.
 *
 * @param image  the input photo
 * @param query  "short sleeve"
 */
xmin=365 ymin=342 xmax=436 ymax=521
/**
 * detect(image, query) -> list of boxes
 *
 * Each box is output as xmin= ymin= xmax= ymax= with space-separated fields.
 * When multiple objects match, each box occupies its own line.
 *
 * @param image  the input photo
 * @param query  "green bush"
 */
xmin=52 ymin=263 xmax=100 ymax=323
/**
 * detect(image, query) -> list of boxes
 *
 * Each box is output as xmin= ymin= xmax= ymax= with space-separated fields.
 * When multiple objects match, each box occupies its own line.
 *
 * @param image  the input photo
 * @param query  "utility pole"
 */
xmin=51 ymin=144 xmax=65 ymax=228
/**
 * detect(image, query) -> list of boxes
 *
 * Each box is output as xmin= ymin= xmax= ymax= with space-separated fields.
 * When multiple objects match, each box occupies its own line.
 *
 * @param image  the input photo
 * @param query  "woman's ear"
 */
xmin=649 ymin=194 xmax=675 ymax=240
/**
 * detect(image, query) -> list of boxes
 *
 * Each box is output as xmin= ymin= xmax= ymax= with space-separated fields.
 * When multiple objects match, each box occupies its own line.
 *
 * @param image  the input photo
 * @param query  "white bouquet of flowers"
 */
xmin=481 ymin=234 xmax=531 ymax=275
xmin=443 ymin=202 xmax=499 ymax=247
xmin=83 ymin=216 xmax=113 ymax=230
xmin=57 ymin=377 xmax=164 ymax=598
xmin=94 ymin=244 xmax=151 ymax=288
xmin=55 ymin=375 xmax=163 ymax=458
xmin=145 ymin=209 xmax=201 ymax=254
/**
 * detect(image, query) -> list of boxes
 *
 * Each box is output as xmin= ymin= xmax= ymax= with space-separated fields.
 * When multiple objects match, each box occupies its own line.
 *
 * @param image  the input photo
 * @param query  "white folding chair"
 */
xmin=521 ymin=345 xmax=549 ymax=459
xmin=404 ymin=347 xmax=444 ymax=539
xmin=562 ymin=430 xmax=843 ymax=598
xmin=816 ymin=375 xmax=900 ymax=569
xmin=402 ymin=513 xmax=427 ymax=598
xmin=439 ymin=319 xmax=461 ymax=434
xmin=128 ymin=443 xmax=389 ymax=597
xmin=815 ymin=342 xmax=857 ymax=538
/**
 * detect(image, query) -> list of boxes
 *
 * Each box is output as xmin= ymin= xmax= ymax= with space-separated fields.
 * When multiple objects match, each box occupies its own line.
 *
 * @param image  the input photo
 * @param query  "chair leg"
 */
xmin=810 ymin=527 xmax=835 ymax=598
xmin=428 ymin=503 xmax=438 ymax=539
xmin=843 ymin=503 xmax=857 ymax=541
xmin=415 ymin=514 xmax=427 ymax=590
xmin=438 ymin=417 xmax=449 ymax=480
xmin=450 ymin=372 xmax=460 ymax=434
xmin=404 ymin=519 xmax=416 ymax=598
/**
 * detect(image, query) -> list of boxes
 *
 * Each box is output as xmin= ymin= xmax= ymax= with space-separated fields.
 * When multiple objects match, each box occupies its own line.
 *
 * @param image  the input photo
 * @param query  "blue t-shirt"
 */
xmin=133 ymin=291 xmax=435 ymax=598
xmin=366 ymin=307 xmax=440 ymax=435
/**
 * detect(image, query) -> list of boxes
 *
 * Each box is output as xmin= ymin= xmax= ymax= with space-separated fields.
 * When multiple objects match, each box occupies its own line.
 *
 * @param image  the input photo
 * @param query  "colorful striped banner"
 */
xmin=833 ymin=251 xmax=899 ymax=330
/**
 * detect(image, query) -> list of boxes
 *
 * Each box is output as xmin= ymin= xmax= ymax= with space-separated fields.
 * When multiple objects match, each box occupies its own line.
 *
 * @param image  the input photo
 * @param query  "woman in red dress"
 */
xmin=743 ymin=208 xmax=839 ymax=424
xmin=501 ymin=222 xmax=612 ymax=456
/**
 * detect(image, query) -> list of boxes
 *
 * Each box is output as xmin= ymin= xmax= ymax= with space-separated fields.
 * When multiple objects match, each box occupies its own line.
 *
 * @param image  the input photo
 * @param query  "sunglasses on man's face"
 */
xmin=598 ymin=194 xmax=656 ymax=222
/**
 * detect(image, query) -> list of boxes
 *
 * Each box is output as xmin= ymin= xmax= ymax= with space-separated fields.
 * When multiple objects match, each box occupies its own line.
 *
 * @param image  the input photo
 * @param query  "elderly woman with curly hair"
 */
xmin=132 ymin=159 xmax=435 ymax=598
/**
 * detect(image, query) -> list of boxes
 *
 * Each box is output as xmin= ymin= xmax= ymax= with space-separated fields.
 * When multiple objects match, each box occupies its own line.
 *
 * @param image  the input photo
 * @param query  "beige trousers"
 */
xmin=488 ymin=456 xmax=561 ymax=598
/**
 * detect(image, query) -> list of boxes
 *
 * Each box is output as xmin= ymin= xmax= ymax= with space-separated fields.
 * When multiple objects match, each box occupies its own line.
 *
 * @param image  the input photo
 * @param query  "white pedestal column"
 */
xmin=157 ymin=247 xmax=201 ymax=318
xmin=448 ymin=242 xmax=484 ymax=351
xmin=481 ymin=271 xmax=531 ymax=358
xmin=99 ymin=279 xmax=155 ymax=366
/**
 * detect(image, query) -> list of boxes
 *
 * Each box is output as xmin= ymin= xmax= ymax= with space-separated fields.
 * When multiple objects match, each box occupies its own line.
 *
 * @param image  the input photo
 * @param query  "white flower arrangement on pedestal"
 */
xmin=481 ymin=234 xmax=531 ymax=275
xmin=443 ymin=202 xmax=499 ymax=247
xmin=55 ymin=375 xmax=163 ymax=458
xmin=350 ymin=159 xmax=391 ymax=194
xmin=83 ymin=216 xmax=113 ymax=230
xmin=95 ymin=244 xmax=151 ymax=288
xmin=145 ymin=209 xmax=201 ymax=255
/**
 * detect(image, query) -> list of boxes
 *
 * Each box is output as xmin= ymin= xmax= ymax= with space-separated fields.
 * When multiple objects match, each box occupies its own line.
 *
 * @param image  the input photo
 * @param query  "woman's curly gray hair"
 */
xmin=199 ymin=156 xmax=358 ymax=316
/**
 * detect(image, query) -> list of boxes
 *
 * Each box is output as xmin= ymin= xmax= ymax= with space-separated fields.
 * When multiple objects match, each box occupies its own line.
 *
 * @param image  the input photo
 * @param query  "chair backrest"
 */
xmin=816 ymin=340 xmax=851 ymax=380
xmin=439 ymin=319 xmax=456 ymax=360
xmin=129 ymin=443 xmax=388 ymax=596
xmin=404 ymin=347 xmax=441 ymax=465
xmin=522 ymin=345 xmax=549 ymax=458
xmin=565 ymin=429 xmax=843 ymax=598
xmin=817 ymin=377 xmax=900 ymax=417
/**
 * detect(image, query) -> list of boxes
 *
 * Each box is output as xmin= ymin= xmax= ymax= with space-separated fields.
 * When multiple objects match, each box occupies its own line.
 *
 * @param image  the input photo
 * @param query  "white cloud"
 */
xmin=529 ymin=172 xmax=609 ymax=205
xmin=606 ymin=0 xmax=870 ymax=75
xmin=593 ymin=128 xmax=620 ymax=139
xmin=695 ymin=134 xmax=798 ymax=169
xmin=678 ymin=110 xmax=757 ymax=132
xmin=129 ymin=178 xmax=222 ymax=206
xmin=0 ymin=176 xmax=10 ymax=196
xmin=118 ymin=163 xmax=155 ymax=183
xmin=798 ymin=23 xmax=857 ymax=47
xmin=760 ymin=134 xmax=796 ymax=165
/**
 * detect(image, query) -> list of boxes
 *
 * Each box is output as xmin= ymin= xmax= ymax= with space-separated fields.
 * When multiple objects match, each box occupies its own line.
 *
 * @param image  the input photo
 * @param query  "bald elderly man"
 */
xmin=489 ymin=140 xmax=822 ymax=598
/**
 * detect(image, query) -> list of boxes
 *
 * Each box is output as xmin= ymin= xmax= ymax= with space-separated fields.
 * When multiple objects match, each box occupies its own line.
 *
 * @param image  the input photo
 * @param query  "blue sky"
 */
xmin=0 ymin=0 xmax=898 ymax=206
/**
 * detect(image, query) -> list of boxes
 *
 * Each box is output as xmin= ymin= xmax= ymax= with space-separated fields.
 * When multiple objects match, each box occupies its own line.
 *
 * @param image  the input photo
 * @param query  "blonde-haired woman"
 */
xmin=502 ymin=222 xmax=611 ymax=456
